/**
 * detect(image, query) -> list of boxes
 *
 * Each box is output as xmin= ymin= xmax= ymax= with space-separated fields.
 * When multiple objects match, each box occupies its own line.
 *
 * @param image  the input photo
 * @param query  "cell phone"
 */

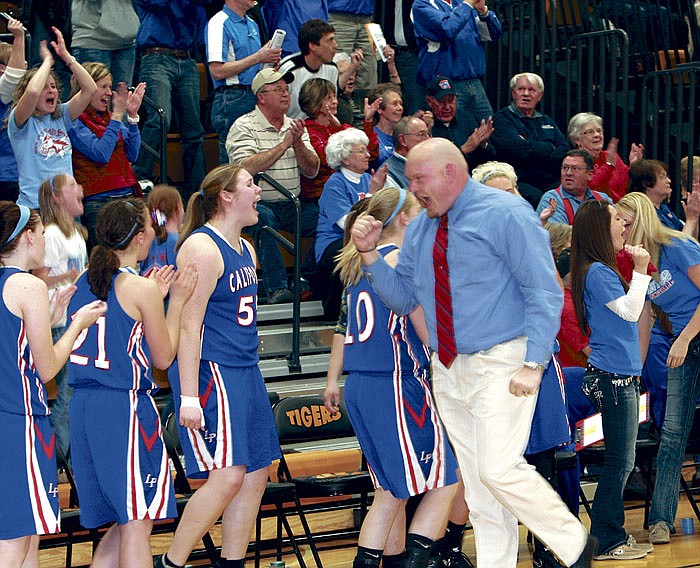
xmin=0 ymin=12 xmax=27 ymax=31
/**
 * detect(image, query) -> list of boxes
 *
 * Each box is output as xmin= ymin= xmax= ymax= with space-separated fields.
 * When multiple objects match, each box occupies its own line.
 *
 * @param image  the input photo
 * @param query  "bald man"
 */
xmin=351 ymin=138 xmax=595 ymax=568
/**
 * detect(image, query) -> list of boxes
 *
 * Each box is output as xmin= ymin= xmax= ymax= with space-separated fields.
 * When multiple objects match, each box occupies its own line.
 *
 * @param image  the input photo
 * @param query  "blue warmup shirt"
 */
xmin=584 ymin=262 xmax=642 ymax=376
xmin=647 ymin=237 xmax=700 ymax=335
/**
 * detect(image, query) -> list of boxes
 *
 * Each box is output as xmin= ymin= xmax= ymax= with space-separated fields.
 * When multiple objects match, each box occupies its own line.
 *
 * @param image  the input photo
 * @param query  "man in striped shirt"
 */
xmin=226 ymin=68 xmax=320 ymax=304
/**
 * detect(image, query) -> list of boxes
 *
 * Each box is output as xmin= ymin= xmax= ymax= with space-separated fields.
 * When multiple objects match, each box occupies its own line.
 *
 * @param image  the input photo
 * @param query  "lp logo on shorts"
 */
xmin=144 ymin=474 xmax=158 ymax=488
xmin=419 ymin=451 xmax=432 ymax=464
xmin=203 ymin=430 xmax=217 ymax=442
xmin=47 ymin=483 xmax=59 ymax=498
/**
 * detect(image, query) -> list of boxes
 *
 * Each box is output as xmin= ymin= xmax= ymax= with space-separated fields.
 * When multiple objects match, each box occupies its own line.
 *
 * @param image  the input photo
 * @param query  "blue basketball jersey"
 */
xmin=193 ymin=225 xmax=259 ymax=367
xmin=343 ymin=245 xmax=430 ymax=375
xmin=68 ymin=270 xmax=156 ymax=393
xmin=0 ymin=267 xmax=50 ymax=415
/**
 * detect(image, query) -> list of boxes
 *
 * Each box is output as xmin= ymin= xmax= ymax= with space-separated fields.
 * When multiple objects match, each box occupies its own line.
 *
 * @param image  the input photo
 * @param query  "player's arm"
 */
xmin=176 ymin=235 xmax=222 ymax=429
xmin=18 ymin=274 xmax=105 ymax=381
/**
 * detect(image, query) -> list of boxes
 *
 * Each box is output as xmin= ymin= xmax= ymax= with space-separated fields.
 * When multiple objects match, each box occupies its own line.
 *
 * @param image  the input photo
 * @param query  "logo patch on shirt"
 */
xmin=36 ymin=129 xmax=71 ymax=159
xmin=647 ymin=269 xmax=674 ymax=300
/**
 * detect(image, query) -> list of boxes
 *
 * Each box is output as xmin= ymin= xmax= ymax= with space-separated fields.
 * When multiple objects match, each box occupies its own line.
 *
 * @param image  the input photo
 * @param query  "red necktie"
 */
xmin=434 ymin=215 xmax=457 ymax=368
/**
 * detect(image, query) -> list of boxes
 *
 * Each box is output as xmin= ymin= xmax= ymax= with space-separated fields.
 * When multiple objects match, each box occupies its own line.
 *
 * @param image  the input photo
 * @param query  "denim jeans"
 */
xmin=211 ymin=87 xmax=256 ymax=164
xmin=72 ymin=46 xmax=136 ymax=86
xmin=134 ymin=53 xmax=205 ymax=198
xmin=394 ymin=49 xmax=425 ymax=116
xmin=583 ymin=367 xmax=640 ymax=553
xmin=48 ymin=326 xmax=72 ymax=457
xmin=82 ymin=190 xmax=133 ymax=249
xmin=453 ymin=78 xmax=493 ymax=123
xmin=649 ymin=334 xmax=700 ymax=529
xmin=244 ymin=199 xmax=318 ymax=293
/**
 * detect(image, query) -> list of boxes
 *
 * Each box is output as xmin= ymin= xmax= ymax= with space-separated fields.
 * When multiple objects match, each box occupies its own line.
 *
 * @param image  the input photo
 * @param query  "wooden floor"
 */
xmin=39 ymin=498 xmax=700 ymax=567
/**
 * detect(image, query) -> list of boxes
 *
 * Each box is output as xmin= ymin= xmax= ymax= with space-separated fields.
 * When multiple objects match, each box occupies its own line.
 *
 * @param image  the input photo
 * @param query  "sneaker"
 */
xmin=648 ymin=522 xmax=671 ymax=544
xmin=593 ymin=543 xmax=648 ymax=561
xmin=268 ymin=287 xmax=293 ymax=304
xmin=443 ymin=549 xmax=475 ymax=568
xmin=626 ymin=534 xmax=654 ymax=553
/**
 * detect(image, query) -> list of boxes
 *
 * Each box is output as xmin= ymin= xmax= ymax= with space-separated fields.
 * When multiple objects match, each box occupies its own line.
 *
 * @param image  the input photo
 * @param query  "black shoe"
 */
xmin=426 ymin=552 xmax=443 ymax=568
xmin=570 ymin=535 xmax=598 ymax=568
xmin=268 ymin=287 xmax=293 ymax=304
xmin=532 ymin=547 xmax=563 ymax=568
xmin=443 ymin=549 xmax=475 ymax=568
xmin=154 ymin=554 xmax=165 ymax=568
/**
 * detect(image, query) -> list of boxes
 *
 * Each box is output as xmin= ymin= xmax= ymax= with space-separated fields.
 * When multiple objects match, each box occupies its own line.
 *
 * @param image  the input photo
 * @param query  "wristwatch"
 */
xmin=523 ymin=361 xmax=546 ymax=373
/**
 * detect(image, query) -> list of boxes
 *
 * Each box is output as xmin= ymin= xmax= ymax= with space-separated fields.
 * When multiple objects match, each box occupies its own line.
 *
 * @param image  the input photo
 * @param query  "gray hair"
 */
xmin=509 ymin=72 xmax=544 ymax=93
xmin=325 ymin=128 xmax=370 ymax=170
xmin=567 ymin=112 xmax=603 ymax=144
xmin=471 ymin=161 xmax=518 ymax=185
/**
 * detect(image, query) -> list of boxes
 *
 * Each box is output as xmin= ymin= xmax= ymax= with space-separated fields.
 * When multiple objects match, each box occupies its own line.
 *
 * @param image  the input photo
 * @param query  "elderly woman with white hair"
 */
xmin=315 ymin=128 xmax=387 ymax=320
xmin=472 ymin=160 xmax=557 ymax=225
xmin=567 ymin=112 xmax=644 ymax=202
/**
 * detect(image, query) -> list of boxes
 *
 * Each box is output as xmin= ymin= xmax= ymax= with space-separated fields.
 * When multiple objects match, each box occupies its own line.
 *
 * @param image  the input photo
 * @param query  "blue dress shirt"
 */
xmin=365 ymin=179 xmax=563 ymax=365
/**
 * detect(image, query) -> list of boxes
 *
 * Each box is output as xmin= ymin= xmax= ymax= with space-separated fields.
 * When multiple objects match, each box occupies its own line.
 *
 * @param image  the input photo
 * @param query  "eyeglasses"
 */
xmin=260 ymin=85 xmax=290 ymax=95
xmin=581 ymin=127 xmax=603 ymax=136
xmin=349 ymin=148 xmax=370 ymax=156
xmin=561 ymin=165 xmax=589 ymax=173
xmin=405 ymin=130 xmax=431 ymax=139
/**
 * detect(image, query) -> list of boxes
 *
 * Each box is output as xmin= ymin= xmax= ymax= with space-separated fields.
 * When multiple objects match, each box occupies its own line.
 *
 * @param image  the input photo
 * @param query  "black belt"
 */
xmin=392 ymin=44 xmax=419 ymax=55
xmin=143 ymin=46 xmax=191 ymax=59
xmin=216 ymin=84 xmax=250 ymax=91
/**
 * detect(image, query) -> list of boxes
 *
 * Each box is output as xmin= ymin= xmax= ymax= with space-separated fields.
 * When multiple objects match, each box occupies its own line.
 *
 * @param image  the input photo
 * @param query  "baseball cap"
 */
xmin=426 ymin=76 xmax=457 ymax=100
xmin=251 ymin=68 xmax=294 ymax=95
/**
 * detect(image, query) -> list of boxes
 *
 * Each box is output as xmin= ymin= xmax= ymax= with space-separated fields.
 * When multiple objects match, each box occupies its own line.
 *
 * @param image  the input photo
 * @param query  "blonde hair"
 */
xmin=70 ymin=61 xmax=111 ymax=98
xmin=38 ymin=175 xmax=87 ymax=239
xmin=616 ymin=192 xmax=694 ymax=272
xmin=147 ymin=184 xmax=183 ymax=244
xmin=544 ymin=222 xmax=572 ymax=257
xmin=11 ymin=67 xmax=63 ymax=120
xmin=471 ymin=161 xmax=521 ymax=195
xmin=178 ymin=164 xmax=245 ymax=250
xmin=0 ymin=43 xmax=11 ymax=66
xmin=335 ymin=187 xmax=417 ymax=286
xmin=680 ymin=156 xmax=700 ymax=194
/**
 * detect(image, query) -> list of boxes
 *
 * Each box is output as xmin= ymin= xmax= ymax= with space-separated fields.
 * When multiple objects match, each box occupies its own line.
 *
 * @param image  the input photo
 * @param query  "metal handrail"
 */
xmin=254 ymin=171 xmax=302 ymax=373
xmin=138 ymin=92 xmax=168 ymax=184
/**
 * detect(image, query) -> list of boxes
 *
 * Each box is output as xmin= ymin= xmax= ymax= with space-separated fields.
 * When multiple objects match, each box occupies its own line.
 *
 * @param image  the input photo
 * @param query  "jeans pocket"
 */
xmin=582 ymin=373 xmax=603 ymax=413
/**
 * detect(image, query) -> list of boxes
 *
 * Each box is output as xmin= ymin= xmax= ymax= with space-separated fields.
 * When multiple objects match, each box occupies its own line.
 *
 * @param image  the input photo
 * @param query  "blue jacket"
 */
xmin=412 ymin=0 xmax=502 ymax=85
xmin=135 ymin=0 xmax=209 ymax=50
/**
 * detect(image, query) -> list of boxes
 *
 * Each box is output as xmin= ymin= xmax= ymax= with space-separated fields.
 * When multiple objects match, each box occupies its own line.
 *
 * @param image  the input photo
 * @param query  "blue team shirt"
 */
xmin=343 ymin=245 xmax=430 ymax=375
xmin=584 ymin=262 xmax=642 ymax=375
xmin=316 ymin=170 xmax=371 ymax=262
xmin=0 ymin=268 xmax=49 ymax=415
xmin=195 ymin=225 xmax=259 ymax=367
xmin=68 ymin=270 xmax=156 ymax=393
xmin=372 ymin=127 xmax=394 ymax=170
xmin=647 ymin=237 xmax=700 ymax=335
xmin=0 ymin=102 xmax=18 ymax=182
xmin=205 ymin=5 xmax=262 ymax=89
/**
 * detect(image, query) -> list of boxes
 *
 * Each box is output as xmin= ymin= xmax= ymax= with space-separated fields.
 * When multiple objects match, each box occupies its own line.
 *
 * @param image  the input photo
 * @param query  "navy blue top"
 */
xmin=135 ymin=0 xmax=209 ymax=50
xmin=344 ymin=245 xmax=430 ymax=374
